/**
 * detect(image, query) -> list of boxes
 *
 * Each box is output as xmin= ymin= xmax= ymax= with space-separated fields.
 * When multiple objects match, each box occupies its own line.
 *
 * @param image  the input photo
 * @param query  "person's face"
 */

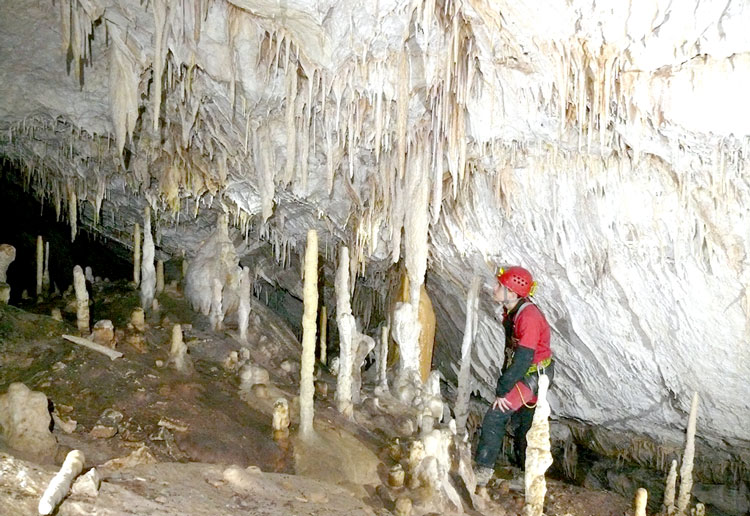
xmin=493 ymin=283 xmax=519 ymax=308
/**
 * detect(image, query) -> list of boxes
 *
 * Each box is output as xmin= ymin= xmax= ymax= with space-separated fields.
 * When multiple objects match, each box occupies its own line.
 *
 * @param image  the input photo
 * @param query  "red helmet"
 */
xmin=497 ymin=266 xmax=535 ymax=297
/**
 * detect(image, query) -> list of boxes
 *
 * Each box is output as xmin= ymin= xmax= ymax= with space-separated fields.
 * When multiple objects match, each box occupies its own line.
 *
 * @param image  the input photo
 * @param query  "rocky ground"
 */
xmin=0 ymin=278 xmax=634 ymax=516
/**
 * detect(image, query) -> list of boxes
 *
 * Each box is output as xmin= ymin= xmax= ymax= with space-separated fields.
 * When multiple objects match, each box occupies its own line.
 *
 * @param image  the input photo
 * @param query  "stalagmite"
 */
xmin=133 ymin=222 xmax=140 ymax=286
xmin=42 ymin=242 xmax=50 ymax=294
xmin=0 ymin=244 xmax=15 ymax=282
xmin=455 ymin=276 xmax=480 ymax=436
xmin=634 ymin=488 xmax=648 ymax=516
xmin=140 ymin=208 xmax=156 ymax=310
xmin=299 ymin=229 xmax=318 ymax=441
xmin=377 ymin=325 xmax=389 ymax=394
xmin=319 ymin=305 xmax=327 ymax=364
xmin=38 ymin=449 xmax=85 ymax=515
xmin=238 ymin=266 xmax=251 ymax=342
xmin=36 ymin=236 xmax=43 ymax=298
xmin=155 ymin=260 xmax=164 ymax=294
xmin=210 ymin=278 xmax=224 ymax=331
xmin=663 ymin=459 xmax=678 ymax=514
xmin=523 ymin=374 xmax=553 ymax=516
xmin=351 ymin=331 xmax=376 ymax=404
xmin=0 ymin=243 xmax=15 ymax=303
xmin=676 ymin=392 xmax=700 ymax=515
xmin=335 ymin=246 xmax=355 ymax=418
xmin=73 ymin=265 xmax=89 ymax=334
xmin=417 ymin=284 xmax=436 ymax=383
xmin=167 ymin=324 xmax=193 ymax=374
xmin=272 ymin=398 xmax=290 ymax=440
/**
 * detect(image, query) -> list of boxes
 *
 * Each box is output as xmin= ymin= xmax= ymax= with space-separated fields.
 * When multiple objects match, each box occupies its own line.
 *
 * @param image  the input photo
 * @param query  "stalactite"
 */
xmin=284 ymin=59 xmax=298 ymax=186
xmin=67 ymin=183 xmax=77 ymax=242
xmin=109 ymin=26 xmax=139 ymax=156
xmin=396 ymin=50 xmax=409 ymax=182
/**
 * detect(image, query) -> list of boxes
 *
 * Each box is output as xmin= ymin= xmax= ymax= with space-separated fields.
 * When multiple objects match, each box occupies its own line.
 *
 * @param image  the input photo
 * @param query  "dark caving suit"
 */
xmin=475 ymin=298 xmax=554 ymax=470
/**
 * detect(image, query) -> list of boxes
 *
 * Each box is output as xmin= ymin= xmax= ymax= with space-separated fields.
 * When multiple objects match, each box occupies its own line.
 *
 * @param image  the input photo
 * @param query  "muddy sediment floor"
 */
xmin=0 ymin=280 xmax=632 ymax=515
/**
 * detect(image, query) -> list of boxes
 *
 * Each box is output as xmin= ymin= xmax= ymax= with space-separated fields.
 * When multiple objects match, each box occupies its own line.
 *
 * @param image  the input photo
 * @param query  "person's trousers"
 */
xmin=475 ymin=404 xmax=535 ymax=469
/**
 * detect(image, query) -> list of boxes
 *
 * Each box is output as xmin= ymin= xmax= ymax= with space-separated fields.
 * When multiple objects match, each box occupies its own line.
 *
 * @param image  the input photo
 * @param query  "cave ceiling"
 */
xmin=1 ymin=0 xmax=749 ymax=466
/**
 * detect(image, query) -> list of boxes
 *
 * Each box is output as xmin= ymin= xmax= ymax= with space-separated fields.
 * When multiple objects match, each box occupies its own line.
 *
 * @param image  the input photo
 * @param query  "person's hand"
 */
xmin=492 ymin=396 xmax=512 ymax=412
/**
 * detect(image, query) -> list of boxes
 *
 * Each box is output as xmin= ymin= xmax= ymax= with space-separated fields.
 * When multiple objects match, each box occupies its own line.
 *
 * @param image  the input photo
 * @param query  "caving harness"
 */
xmin=504 ymin=301 xmax=554 ymax=409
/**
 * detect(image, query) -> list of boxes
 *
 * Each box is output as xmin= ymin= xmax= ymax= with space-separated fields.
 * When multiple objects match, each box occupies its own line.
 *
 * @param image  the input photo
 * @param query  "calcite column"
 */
xmin=299 ymin=229 xmax=318 ymax=440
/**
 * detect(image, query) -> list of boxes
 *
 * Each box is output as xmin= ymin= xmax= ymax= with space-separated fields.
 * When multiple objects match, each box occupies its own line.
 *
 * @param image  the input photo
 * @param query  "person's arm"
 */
xmin=495 ymin=308 xmax=542 ymax=396
xmin=495 ymin=346 xmax=534 ymax=396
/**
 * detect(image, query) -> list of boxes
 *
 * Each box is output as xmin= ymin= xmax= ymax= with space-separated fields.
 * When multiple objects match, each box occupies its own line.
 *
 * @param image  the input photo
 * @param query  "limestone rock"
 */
xmin=0 ymin=383 xmax=57 ymax=458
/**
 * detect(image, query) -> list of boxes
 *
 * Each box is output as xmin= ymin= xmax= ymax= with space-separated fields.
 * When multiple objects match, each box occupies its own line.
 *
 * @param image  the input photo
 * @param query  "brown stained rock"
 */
xmin=92 ymin=320 xmax=116 ymax=349
xmin=89 ymin=425 xmax=118 ymax=439
xmin=126 ymin=332 xmax=148 ymax=353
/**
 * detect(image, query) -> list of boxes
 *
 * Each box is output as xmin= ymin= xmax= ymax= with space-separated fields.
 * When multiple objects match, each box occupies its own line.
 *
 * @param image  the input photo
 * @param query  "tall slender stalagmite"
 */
xmin=299 ymin=229 xmax=318 ymax=440
xmin=155 ymin=259 xmax=164 ymax=294
xmin=36 ymin=236 xmax=43 ymax=298
xmin=335 ymin=246 xmax=355 ymax=418
xmin=42 ymin=241 xmax=50 ymax=294
xmin=133 ymin=222 xmax=141 ymax=286
xmin=238 ymin=266 xmax=251 ymax=342
xmin=455 ymin=276 xmax=480 ymax=436
xmin=73 ymin=265 xmax=89 ymax=334
xmin=676 ymin=392 xmax=700 ymax=515
xmin=140 ymin=208 xmax=156 ymax=310
xmin=523 ymin=374 xmax=553 ymax=516
xmin=319 ymin=305 xmax=327 ymax=364
xmin=377 ymin=324 xmax=389 ymax=393
xmin=663 ymin=459 xmax=678 ymax=514
xmin=634 ymin=488 xmax=648 ymax=516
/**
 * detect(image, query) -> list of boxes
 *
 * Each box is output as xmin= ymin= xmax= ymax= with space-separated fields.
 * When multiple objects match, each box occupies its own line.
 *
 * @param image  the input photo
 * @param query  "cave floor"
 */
xmin=0 ymin=280 xmax=631 ymax=516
